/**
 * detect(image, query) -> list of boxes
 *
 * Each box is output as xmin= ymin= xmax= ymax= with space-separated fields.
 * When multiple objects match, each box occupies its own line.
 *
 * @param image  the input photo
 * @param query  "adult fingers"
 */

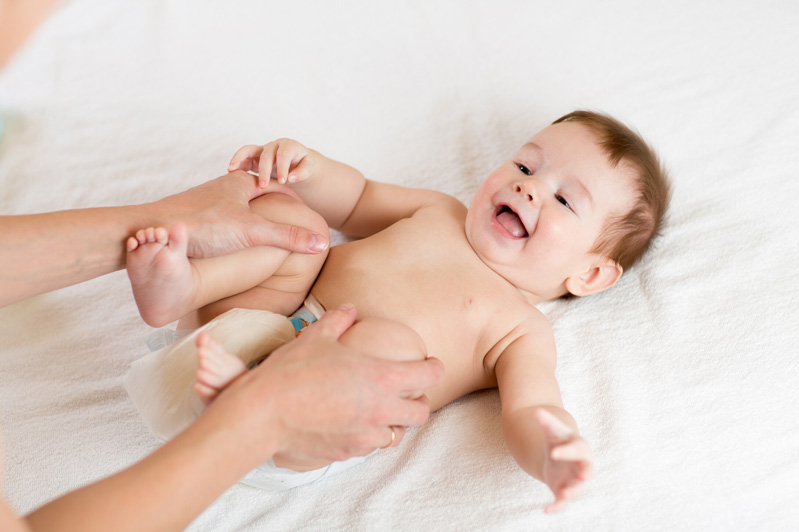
xmin=389 ymin=425 xmax=406 ymax=447
xmin=384 ymin=357 xmax=445 ymax=396
xmin=338 ymin=425 xmax=407 ymax=458
xmin=245 ymin=218 xmax=329 ymax=254
xmin=362 ymin=388 xmax=432 ymax=428
xmin=384 ymin=395 xmax=432 ymax=428
xmin=299 ymin=304 xmax=358 ymax=342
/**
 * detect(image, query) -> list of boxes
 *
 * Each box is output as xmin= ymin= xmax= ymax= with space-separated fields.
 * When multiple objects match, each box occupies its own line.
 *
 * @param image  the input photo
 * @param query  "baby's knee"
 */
xmin=340 ymin=317 xmax=427 ymax=362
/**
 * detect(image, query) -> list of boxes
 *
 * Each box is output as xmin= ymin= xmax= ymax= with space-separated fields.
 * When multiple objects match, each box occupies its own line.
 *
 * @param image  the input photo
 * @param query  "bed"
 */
xmin=1 ymin=1 xmax=797 ymax=530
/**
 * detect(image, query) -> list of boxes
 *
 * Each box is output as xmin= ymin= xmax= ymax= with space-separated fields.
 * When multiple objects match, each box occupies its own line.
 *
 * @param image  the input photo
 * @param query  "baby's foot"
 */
xmin=194 ymin=331 xmax=247 ymax=406
xmin=126 ymin=223 xmax=196 ymax=327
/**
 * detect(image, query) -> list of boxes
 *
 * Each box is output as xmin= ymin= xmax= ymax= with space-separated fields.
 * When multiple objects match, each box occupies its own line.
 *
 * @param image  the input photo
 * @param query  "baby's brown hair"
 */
xmin=553 ymin=110 xmax=671 ymax=272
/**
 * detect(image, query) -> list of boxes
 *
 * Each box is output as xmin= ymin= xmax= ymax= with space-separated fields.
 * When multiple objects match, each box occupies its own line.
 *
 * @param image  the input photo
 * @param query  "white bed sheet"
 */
xmin=1 ymin=1 xmax=798 ymax=530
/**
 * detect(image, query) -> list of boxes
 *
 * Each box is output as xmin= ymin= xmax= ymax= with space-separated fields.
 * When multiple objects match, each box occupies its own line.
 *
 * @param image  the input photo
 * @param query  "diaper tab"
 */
xmin=144 ymin=328 xmax=191 ymax=352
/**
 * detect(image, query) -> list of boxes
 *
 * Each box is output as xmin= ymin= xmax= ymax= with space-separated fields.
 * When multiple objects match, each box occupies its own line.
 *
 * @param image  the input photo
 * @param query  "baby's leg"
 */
xmin=193 ymin=332 xmax=247 ymax=406
xmin=127 ymin=188 xmax=329 ymax=328
xmin=127 ymin=224 xmax=287 ymax=328
xmin=272 ymin=317 xmax=428 ymax=472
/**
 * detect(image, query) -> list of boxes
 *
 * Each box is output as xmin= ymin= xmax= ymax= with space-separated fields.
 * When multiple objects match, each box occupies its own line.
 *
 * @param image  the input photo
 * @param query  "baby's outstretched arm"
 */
xmin=495 ymin=326 xmax=594 ymax=513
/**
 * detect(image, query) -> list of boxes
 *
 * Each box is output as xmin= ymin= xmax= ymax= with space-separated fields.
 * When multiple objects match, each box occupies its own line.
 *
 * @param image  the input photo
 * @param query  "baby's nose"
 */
xmin=514 ymin=182 xmax=535 ymax=202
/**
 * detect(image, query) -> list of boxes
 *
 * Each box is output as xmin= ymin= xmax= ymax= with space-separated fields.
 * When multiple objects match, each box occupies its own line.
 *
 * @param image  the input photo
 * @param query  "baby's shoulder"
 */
xmin=412 ymin=191 xmax=466 ymax=218
xmin=508 ymin=305 xmax=555 ymax=347
xmin=482 ymin=305 xmax=555 ymax=373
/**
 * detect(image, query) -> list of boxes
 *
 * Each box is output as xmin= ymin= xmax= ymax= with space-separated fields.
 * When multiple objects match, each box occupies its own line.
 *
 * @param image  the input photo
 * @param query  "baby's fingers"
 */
xmin=535 ymin=408 xmax=574 ymax=441
xmin=257 ymin=141 xmax=281 ymax=187
xmin=273 ymin=141 xmax=307 ymax=184
xmin=551 ymin=438 xmax=593 ymax=463
xmin=229 ymin=145 xmax=264 ymax=174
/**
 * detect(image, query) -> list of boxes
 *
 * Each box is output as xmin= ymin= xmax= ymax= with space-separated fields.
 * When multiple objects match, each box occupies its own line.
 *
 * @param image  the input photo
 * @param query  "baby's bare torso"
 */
xmin=310 ymin=199 xmax=541 ymax=410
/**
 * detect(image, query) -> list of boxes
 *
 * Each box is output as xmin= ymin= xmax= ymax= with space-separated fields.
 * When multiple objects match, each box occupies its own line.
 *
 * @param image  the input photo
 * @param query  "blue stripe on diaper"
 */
xmin=289 ymin=307 xmax=318 ymax=334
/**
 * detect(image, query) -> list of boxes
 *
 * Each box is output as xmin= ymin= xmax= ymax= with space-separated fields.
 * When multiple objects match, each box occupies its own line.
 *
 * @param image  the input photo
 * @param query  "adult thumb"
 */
xmin=246 ymin=219 xmax=329 ymax=254
xmin=301 ymin=304 xmax=357 ymax=341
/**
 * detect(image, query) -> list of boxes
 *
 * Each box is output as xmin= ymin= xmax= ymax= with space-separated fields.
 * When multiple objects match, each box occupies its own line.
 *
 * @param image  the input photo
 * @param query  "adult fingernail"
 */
xmin=308 ymin=233 xmax=328 ymax=253
xmin=339 ymin=303 xmax=355 ymax=312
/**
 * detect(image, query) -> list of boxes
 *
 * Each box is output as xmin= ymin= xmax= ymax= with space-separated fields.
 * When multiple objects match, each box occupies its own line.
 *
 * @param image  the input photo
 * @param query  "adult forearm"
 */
xmin=26 ymin=415 xmax=271 ymax=532
xmin=0 ymin=205 xmax=160 ymax=306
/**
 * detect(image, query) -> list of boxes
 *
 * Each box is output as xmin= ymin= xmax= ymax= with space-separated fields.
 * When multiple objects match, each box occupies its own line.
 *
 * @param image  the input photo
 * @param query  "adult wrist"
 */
xmin=195 ymin=368 xmax=285 ymax=469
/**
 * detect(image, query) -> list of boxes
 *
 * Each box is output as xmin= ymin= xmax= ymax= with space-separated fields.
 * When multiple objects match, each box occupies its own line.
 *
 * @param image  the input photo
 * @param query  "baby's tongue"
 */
xmin=497 ymin=210 xmax=527 ymax=237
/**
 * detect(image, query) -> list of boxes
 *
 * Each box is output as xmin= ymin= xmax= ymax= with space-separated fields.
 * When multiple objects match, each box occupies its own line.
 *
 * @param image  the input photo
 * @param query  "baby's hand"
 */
xmin=228 ymin=138 xmax=317 ymax=188
xmin=535 ymin=409 xmax=594 ymax=514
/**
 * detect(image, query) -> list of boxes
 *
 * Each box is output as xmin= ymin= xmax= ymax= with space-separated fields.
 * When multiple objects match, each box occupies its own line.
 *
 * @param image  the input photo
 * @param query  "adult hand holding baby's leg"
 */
xmin=152 ymin=170 xmax=328 ymax=257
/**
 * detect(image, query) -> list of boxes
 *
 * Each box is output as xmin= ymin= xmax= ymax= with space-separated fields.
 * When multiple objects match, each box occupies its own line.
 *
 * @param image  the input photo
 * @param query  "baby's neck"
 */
xmin=462 ymin=242 xmax=555 ymax=308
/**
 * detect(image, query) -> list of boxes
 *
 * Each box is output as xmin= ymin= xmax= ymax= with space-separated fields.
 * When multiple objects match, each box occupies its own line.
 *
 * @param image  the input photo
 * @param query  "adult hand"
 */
xmin=154 ymin=170 xmax=329 ymax=258
xmin=204 ymin=304 xmax=444 ymax=465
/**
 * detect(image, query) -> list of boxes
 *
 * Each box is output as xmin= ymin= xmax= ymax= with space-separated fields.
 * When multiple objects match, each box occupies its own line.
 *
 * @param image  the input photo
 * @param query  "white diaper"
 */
xmin=241 ymin=455 xmax=369 ymax=491
xmin=124 ymin=304 xmax=369 ymax=490
xmin=125 ymin=308 xmax=295 ymax=441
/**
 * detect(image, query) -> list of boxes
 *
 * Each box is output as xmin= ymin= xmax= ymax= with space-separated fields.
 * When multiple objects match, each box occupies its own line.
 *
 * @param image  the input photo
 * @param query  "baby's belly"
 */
xmin=310 ymin=249 xmax=498 ymax=411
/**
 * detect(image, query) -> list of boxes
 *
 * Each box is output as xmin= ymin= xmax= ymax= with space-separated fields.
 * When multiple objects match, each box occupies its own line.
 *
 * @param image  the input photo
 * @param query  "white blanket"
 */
xmin=1 ymin=1 xmax=798 ymax=530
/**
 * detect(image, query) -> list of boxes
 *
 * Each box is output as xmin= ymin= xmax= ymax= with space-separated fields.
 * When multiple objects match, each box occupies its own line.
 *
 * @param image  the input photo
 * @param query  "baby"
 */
xmin=126 ymin=110 xmax=670 ymax=512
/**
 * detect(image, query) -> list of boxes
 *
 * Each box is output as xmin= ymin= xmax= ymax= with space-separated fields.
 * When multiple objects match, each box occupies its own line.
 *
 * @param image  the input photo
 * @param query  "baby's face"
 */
xmin=465 ymin=121 xmax=635 ymax=302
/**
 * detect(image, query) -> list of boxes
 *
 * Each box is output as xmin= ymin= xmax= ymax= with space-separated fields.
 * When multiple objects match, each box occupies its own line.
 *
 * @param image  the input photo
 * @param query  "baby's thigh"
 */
xmin=339 ymin=317 xmax=427 ymax=363
xmin=249 ymin=189 xmax=329 ymax=284
xmin=248 ymin=186 xmax=330 ymax=247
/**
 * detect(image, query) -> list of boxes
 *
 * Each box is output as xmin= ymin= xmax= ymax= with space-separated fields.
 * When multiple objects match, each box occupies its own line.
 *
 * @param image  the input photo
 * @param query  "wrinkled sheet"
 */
xmin=1 ymin=1 xmax=798 ymax=530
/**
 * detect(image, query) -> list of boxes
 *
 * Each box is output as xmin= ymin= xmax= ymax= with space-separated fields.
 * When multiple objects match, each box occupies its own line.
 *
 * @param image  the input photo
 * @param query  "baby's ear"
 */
xmin=565 ymin=257 xmax=623 ymax=297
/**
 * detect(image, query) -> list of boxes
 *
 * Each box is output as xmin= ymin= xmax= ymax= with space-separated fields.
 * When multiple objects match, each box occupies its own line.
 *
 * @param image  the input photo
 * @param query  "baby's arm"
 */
xmin=494 ymin=322 xmax=594 ymax=513
xmin=229 ymin=139 xmax=453 ymax=238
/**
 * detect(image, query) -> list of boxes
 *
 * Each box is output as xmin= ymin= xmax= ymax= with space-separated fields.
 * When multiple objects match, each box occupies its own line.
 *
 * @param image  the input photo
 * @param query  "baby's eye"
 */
xmin=517 ymin=164 xmax=533 ymax=176
xmin=556 ymin=195 xmax=572 ymax=210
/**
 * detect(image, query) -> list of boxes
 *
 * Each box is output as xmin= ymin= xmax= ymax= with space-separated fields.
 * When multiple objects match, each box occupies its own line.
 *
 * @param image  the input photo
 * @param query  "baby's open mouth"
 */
xmin=495 ymin=205 xmax=528 ymax=238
